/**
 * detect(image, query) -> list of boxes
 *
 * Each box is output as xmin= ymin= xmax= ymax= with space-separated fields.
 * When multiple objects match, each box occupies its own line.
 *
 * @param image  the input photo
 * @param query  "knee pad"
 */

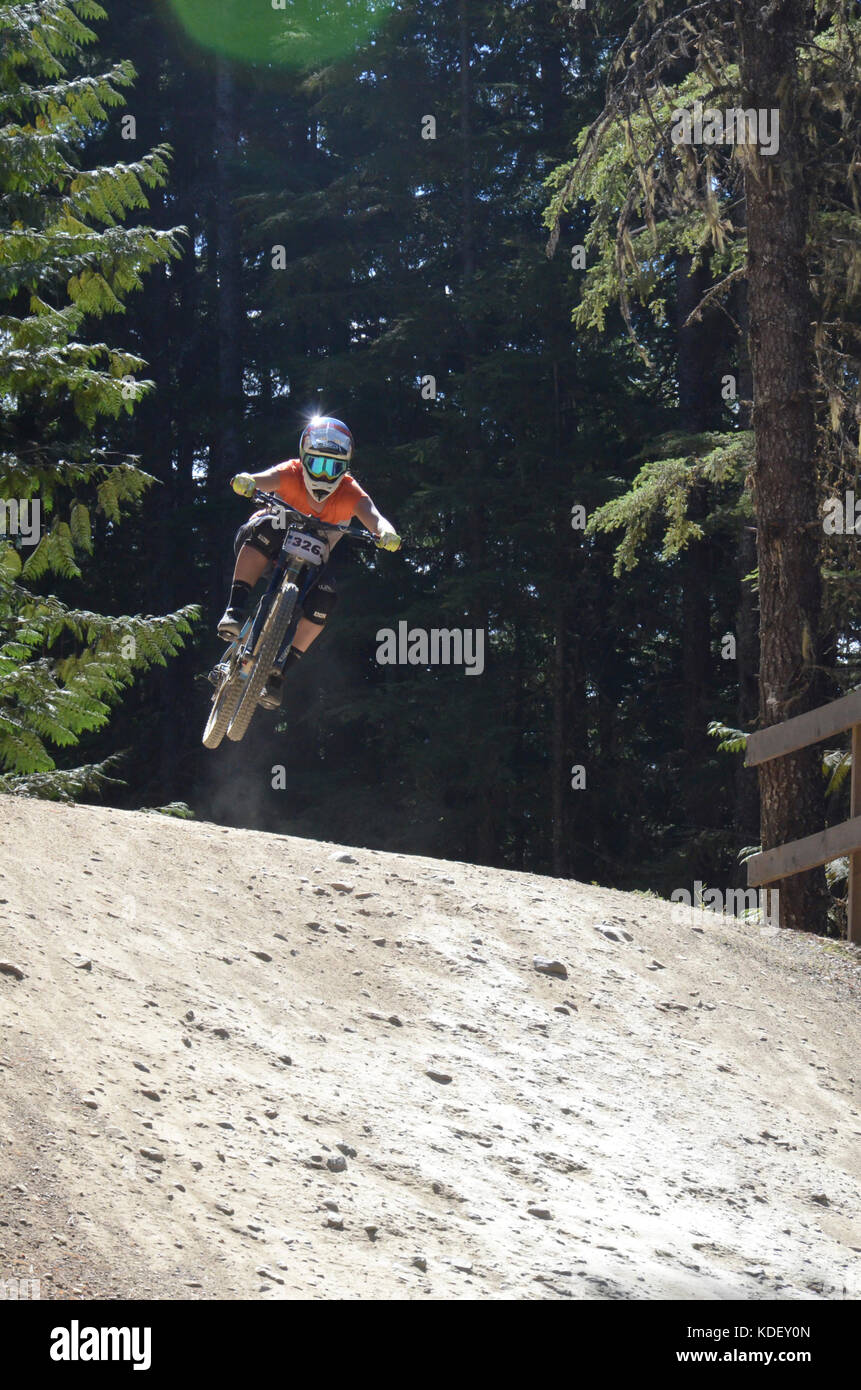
xmin=234 ymin=514 xmax=283 ymax=561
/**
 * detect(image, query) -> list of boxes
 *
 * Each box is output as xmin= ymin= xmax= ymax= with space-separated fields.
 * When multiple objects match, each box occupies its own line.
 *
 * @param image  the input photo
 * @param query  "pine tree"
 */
xmin=0 ymin=0 xmax=194 ymax=796
xmin=546 ymin=0 xmax=861 ymax=929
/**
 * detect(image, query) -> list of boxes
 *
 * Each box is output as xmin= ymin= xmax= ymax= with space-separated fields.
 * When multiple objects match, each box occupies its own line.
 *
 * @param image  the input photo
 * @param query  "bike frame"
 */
xmin=232 ymin=490 xmax=376 ymax=682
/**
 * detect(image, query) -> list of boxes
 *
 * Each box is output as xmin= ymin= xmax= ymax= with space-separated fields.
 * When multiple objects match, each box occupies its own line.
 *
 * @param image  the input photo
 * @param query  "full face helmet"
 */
xmin=299 ymin=416 xmax=354 ymax=503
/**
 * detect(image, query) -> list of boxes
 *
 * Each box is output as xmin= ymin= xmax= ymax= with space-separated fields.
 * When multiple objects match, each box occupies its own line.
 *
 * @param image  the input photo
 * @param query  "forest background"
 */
xmin=2 ymin=0 xmax=859 ymax=933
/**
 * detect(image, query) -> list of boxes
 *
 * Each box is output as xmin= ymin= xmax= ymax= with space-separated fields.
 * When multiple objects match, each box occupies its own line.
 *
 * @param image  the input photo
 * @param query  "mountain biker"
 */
xmin=216 ymin=416 xmax=401 ymax=709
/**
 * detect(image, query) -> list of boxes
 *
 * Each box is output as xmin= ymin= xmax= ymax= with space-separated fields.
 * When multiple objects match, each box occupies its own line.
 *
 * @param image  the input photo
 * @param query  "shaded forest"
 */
xmin=2 ymin=0 xmax=859 ymax=930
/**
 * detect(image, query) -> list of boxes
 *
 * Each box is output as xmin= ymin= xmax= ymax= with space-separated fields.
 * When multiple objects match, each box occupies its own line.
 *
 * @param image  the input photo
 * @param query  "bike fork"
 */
xmin=241 ymin=560 xmax=290 ymax=670
xmin=273 ymin=616 xmax=299 ymax=673
xmin=272 ymin=564 xmax=316 ymax=672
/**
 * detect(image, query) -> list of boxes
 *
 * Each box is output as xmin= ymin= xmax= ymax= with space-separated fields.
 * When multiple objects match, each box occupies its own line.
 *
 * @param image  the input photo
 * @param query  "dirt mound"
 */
xmin=1 ymin=795 xmax=859 ymax=1299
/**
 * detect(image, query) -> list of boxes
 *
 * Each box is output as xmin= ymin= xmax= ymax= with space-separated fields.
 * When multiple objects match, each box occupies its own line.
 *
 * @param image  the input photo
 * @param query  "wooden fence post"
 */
xmin=745 ymin=688 xmax=861 ymax=940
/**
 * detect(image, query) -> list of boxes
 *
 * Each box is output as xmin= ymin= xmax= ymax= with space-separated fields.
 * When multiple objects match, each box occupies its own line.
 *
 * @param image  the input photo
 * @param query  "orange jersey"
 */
xmin=268 ymin=459 xmax=370 ymax=526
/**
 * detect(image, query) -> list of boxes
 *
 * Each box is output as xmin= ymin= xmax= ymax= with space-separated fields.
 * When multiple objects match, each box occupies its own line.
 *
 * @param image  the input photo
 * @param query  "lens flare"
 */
xmin=165 ymin=0 xmax=394 ymax=66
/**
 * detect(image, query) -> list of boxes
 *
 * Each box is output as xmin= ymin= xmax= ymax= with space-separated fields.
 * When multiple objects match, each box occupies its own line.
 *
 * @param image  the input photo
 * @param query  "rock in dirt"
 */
xmin=594 ymin=922 xmax=634 ymax=943
xmin=533 ymin=957 xmax=568 ymax=979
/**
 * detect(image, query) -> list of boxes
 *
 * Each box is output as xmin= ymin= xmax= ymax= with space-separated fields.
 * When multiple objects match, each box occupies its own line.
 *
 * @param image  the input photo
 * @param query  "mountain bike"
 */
xmin=202 ymin=490 xmax=378 ymax=748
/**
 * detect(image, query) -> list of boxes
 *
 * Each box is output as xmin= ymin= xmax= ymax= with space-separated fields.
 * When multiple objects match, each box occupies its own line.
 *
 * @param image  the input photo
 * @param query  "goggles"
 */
xmin=303 ymin=454 xmax=347 ymax=481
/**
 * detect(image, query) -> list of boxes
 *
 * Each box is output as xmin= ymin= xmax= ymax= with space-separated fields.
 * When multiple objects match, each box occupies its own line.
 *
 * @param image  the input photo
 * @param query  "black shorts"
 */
xmin=234 ymin=511 xmax=284 ymax=562
xmin=234 ymin=511 xmax=337 ymax=625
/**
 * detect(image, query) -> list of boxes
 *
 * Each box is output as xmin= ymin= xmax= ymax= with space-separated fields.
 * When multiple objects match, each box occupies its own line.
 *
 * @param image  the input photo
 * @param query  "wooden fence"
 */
xmin=745 ymin=687 xmax=861 ymax=943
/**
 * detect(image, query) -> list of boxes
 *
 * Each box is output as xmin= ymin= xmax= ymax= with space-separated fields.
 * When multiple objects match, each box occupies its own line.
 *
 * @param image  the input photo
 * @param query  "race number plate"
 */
xmin=282 ymin=530 xmax=328 ymax=565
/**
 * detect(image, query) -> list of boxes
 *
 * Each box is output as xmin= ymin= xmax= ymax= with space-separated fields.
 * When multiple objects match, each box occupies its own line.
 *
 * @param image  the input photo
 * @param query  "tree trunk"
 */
xmin=731 ymin=256 xmax=761 ymax=864
xmin=457 ymin=0 xmax=493 ymax=863
xmin=207 ymin=56 xmax=243 ymax=621
xmin=550 ymin=578 xmax=567 ymax=876
xmin=458 ymin=2 xmax=475 ymax=295
xmin=676 ymin=254 xmax=714 ymax=772
xmin=212 ymin=55 xmax=242 ymax=487
xmin=737 ymin=0 xmax=827 ymax=932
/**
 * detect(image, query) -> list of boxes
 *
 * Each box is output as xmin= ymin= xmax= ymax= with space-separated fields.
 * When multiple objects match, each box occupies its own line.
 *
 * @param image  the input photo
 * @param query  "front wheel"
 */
xmin=226 ymin=582 xmax=299 ymax=743
xmin=202 ymin=662 xmax=244 ymax=749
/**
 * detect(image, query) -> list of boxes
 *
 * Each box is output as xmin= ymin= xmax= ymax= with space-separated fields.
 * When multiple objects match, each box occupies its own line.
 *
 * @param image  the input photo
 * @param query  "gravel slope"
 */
xmin=0 ymin=795 xmax=859 ymax=1300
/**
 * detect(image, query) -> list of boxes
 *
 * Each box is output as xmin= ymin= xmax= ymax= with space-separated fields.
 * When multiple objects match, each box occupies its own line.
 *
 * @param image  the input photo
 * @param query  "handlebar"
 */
xmin=252 ymin=489 xmax=379 ymax=545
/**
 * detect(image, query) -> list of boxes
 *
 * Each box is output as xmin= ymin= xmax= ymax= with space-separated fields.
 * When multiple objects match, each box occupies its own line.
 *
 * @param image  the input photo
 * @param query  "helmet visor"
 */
xmin=304 ymin=454 xmax=347 ymax=481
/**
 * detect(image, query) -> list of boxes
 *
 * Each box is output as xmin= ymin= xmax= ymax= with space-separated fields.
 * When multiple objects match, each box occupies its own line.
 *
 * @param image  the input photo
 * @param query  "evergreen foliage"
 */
xmin=0 ymin=0 xmax=194 ymax=792
xmin=9 ymin=0 xmax=852 ymax=931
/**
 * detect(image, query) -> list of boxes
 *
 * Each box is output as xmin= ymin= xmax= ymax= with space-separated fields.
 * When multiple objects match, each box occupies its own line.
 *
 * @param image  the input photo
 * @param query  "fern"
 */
xmin=708 ymin=720 xmax=749 ymax=755
xmin=0 ymin=753 xmax=125 ymax=801
xmin=823 ymin=747 xmax=852 ymax=797
xmin=141 ymin=801 xmax=196 ymax=820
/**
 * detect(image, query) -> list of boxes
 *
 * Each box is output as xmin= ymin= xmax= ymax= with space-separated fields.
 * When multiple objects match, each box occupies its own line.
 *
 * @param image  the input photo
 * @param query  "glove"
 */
xmin=231 ymin=473 xmax=256 ymax=499
xmin=376 ymin=524 xmax=401 ymax=552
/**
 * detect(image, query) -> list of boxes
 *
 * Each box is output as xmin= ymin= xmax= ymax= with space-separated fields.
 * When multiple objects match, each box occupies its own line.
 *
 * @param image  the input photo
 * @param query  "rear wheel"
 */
xmin=226 ymin=582 xmax=298 ymax=743
xmin=202 ymin=664 xmax=244 ymax=749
